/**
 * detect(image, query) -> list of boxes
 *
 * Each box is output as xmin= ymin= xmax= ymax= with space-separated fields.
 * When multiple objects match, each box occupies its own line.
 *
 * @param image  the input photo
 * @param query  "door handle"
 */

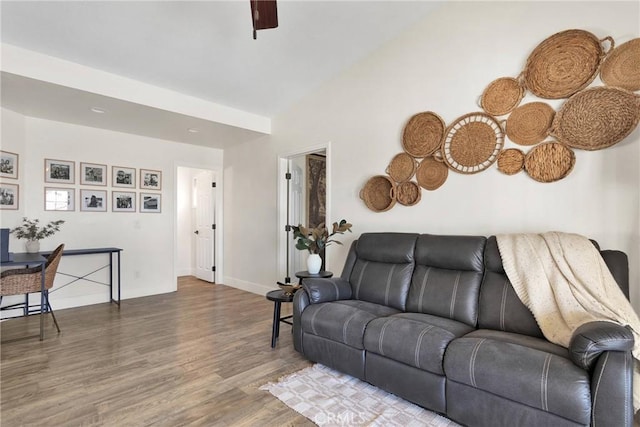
xmin=194 ymin=230 xmax=199 ymax=235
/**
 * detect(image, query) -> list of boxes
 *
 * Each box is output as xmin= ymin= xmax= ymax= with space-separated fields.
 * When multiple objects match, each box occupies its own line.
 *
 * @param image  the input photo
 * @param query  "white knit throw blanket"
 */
xmin=496 ymin=232 xmax=640 ymax=412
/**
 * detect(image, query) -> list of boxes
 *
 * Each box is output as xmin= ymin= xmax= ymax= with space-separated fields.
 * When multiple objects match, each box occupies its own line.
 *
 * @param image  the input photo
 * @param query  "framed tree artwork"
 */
xmin=306 ymin=153 xmax=326 ymax=229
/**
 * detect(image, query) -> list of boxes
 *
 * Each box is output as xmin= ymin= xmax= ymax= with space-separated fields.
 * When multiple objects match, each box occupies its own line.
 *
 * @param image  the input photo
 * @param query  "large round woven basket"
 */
xmin=416 ymin=155 xmax=448 ymax=190
xmin=441 ymin=112 xmax=505 ymax=174
xmin=360 ymin=175 xmax=396 ymax=212
xmin=600 ymin=38 xmax=640 ymax=91
xmin=497 ymin=148 xmax=525 ymax=175
xmin=386 ymin=152 xmax=417 ymax=183
xmin=523 ymin=29 xmax=613 ymax=99
xmin=402 ymin=112 xmax=446 ymax=158
xmin=393 ymin=181 xmax=421 ymax=206
xmin=505 ymin=102 xmax=556 ymax=146
xmin=480 ymin=77 xmax=525 ymax=116
xmin=550 ymin=86 xmax=640 ymax=151
xmin=524 ymin=142 xmax=575 ymax=183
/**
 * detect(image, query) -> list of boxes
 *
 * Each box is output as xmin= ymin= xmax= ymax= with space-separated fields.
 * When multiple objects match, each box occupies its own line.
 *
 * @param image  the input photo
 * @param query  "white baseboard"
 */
xmin=222 ymin=276 xmax=275 ymax=296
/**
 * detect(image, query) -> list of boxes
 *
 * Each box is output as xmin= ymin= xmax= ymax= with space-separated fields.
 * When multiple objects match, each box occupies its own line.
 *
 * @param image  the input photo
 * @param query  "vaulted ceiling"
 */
xmin=1 ymin=1 xmax=442 ymax=148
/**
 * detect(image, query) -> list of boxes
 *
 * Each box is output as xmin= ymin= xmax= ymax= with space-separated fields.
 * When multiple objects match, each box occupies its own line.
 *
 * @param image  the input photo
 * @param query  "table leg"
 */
xmin=39 ymin=262 xmax=45 ymax=341
xmin=271 ymin=301 xmax=282 ymax=348
xmin=117 ymin=250 xmax=121 ymax=307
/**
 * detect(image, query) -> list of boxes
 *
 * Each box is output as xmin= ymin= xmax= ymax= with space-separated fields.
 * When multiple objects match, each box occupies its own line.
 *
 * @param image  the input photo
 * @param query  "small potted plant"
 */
xmin=292 ymin=219 xmax=352 ymax=274
xmin=10 ymin=217 xmax=65 ymax=253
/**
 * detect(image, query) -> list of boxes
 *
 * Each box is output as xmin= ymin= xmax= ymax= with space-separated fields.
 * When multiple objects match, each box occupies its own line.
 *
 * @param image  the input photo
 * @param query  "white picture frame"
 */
xmin=45 ymin=187 xmax=75 ymax=211
xmin=0 ymin=183 xmax=19 ymax=210
xmin=80 ymin=162 xmax=107 ymax=186
xmin=112 ymin=191 xmax=136 ymax=212
xmin=140 ymin=192 xmax=161 ymax=213
xmin=112 ymin=166 xmax=136 ymax=188
xmin=140 ymin=169 xmax=162 ymax=191
xmin=0 ymin=151 xmax=18 ymax=179
xmin=45 ymin=159 xmax=75 ymax=184
xmin=80 ymin=189 xmax=107 ymax=212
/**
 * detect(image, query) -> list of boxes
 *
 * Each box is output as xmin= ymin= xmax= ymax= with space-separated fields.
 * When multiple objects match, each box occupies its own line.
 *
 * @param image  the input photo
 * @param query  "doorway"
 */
xmin=277 ymin=144 xmax=330 ymax=284
xmin=176 ymin=166 xmax=218 ymax=283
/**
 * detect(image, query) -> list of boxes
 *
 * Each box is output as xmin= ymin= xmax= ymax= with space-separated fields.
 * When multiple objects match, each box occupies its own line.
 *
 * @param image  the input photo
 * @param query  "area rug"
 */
xmin=260 ymin=364 xmax=461 ymax=426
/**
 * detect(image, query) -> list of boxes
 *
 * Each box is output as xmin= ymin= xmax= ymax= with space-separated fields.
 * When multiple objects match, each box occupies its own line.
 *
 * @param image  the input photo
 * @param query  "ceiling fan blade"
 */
xmin=250 ymin=0 xmax=278 ymax=39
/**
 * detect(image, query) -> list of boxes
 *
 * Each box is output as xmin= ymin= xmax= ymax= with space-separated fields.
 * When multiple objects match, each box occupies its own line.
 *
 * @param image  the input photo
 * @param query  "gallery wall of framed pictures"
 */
xmin=41 ymin=158 xmax=162 ymax=213
xmin=0 ymin=150 xmax=19 ymax=210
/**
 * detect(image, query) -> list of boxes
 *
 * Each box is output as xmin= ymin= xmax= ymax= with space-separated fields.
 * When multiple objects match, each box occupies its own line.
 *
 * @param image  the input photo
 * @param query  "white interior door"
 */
xmin=194 ymin=170 xmax=215 ymax=282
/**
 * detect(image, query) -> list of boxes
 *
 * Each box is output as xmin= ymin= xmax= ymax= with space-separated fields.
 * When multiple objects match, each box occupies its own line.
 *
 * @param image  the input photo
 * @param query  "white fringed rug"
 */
xmin=260 ymin=364 xmax=461 ymax=426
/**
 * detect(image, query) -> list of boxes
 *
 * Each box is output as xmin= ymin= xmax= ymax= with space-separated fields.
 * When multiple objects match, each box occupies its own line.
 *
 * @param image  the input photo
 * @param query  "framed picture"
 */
xmin=140 ymin=169 xmax=162 ymax=190
xmin=0 ymin=151 xmax=18 ymax=179
xmin=80 ymin=189 xmax=107 ymax=212
xmin=45 ymin=187 xmax=75 ymax=211
xmin=112 ymin=191 xmax=136 ymax=212
xmin=0 ymin=183 xmax=18 ymax=210
xmin=80 ymin=162 xmax=107 ymax=186
xmin=45 ymin=159 xmax=75 ymax=184
xmin=112 ymin=166 xmax=136 ymax=188
xmin=140 ymin=192 xmax=161 ymax=213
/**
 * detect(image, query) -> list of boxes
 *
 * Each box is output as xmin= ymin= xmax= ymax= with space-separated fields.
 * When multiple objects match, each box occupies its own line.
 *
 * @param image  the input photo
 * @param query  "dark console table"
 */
xmin=41 ymin=247 xmax=123 ymax=306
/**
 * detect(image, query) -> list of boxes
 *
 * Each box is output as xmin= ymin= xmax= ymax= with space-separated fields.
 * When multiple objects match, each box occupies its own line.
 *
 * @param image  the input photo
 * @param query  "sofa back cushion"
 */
xmin=347 ymin=233 xmax=418 ymax=311
xmin=478 ymin=236 xmax=544 ymax=337
xmin=406 ymin=235 xmax=486 ymax=327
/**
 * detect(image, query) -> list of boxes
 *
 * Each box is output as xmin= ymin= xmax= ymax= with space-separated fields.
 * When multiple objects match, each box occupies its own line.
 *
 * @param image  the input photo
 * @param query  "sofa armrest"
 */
xmin=569 ymin=321 xmax=634 ymax=370
xmin=303 ymin=277 xmax=352 ymax=304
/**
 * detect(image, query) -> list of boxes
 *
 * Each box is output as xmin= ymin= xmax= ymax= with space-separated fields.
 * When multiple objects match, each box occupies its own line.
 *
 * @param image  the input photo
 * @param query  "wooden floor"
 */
xmin=1 ymin=277 xmax=314 ymax=426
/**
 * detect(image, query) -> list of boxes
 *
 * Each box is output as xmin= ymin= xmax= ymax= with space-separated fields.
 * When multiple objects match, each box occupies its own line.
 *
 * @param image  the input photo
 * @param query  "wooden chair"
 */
xmin=0 ymin=244 xmax=64 ymax=340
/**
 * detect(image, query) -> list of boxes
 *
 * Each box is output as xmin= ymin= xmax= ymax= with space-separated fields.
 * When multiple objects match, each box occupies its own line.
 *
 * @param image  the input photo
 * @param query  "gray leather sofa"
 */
xmin=293 ymin=233 xmax=634 ymax=427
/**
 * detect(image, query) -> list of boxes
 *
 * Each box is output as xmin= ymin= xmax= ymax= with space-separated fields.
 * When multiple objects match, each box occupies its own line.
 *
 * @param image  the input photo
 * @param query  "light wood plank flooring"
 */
xmin=1 ymin=276 xmax=313 ymax=426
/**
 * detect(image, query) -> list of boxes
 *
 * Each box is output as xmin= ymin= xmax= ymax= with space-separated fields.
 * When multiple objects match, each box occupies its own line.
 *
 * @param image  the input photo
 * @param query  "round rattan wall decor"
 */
xmin=386 ymin=152 xmax=417 ymax=183
xmin=505 ymin=102 xmax=556 ymax=146
xmin=524 ymin=142 xmax=575 ymax=183
xmin=497 ymin=148 xmax=525 ymax=175
xmin=394 ymin=181 xmax=421 ymax=206
xmin=600 ymin=38 xmax=640 ymax=91
xmin=416 ymin=155 xmax=448 ymax=190
xmin=441 ymin=112 xmax=505 ymax=174
xmin=523 ymin=29 xmax=613 ymax=99
xmin=360 ymin=175 xmax=396 ymax=212
xmin=550 ymin=86 xmax=640 ymax=151
xmin=402 ymin=112 xmax=446 ymax=158
xmin=480 ymin=77 xmax=525 ymax=116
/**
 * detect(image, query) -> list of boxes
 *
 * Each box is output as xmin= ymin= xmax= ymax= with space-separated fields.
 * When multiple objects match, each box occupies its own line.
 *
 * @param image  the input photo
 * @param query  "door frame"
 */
xmin=173 ymin=162 xmax=224 ymax=290
xmin=276 ymin=142 xmax=331 ymax=283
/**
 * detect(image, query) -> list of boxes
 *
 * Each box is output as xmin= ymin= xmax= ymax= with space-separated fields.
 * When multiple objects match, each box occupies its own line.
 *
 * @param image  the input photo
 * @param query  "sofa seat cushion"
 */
xmin=301 ymin=300 xmax=399 ymax=349
xmin=364 ymin=313 xmax=474 ymax=375
xmin=444 ymin=331 xmax=591 ymax=425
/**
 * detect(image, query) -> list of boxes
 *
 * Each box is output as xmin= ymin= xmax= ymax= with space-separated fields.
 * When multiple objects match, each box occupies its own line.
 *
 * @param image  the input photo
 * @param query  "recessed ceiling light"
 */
xmin=90 ymin=107 xmax=106 ymax=114
xmin=187 ymin=128 xmax=200 ymax=134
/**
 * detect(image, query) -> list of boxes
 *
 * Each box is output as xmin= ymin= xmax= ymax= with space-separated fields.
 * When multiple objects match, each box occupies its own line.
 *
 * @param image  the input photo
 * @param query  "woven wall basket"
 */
xmin=497 ymin=148 xmax=525 ymax=175
xmin=441 ymin=112 xmax=505 ymax=174
xmin=402 ymin=112 xmax=446 ymax=158
xmin=523 ymin=29 xmax=613 ymax=99
xmin=416 ymin=155 xmax=448 ymax=190
xmin=505 ymin=102 xmax=556 ymax=146
xmin=393 ymin=181 xmax=421 ymax=206
xmin=550 ymin=86 xmax=640 ymax=151
xmin=524 ymin=142 xmax=575 ymax=183
xmin=480 ymin=77 xmax=525 ymax=116
xmin=600 ymin=38 xmax=640 ymax=91
xmin=360 ymin=175 xmax=396 ymax=212
xmin=386 ymin=152 xmax=417 ymax=183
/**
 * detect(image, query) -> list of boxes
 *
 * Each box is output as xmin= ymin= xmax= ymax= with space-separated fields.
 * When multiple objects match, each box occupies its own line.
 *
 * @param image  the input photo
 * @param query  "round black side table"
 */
xmin=294 ymin=270 xmax=333 ymax=284
xmin=266 ymin=289 xmax=294 ymax=348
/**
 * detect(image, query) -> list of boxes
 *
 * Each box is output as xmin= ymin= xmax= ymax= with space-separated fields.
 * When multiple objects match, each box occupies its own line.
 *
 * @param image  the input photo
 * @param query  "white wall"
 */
xmin=1 ymin=109 xmax=223 ymax=310
xmin=176 ymin=167 xmax=193 ymax=276
xmin=223 ymin=2 xmax=640 ymax=308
